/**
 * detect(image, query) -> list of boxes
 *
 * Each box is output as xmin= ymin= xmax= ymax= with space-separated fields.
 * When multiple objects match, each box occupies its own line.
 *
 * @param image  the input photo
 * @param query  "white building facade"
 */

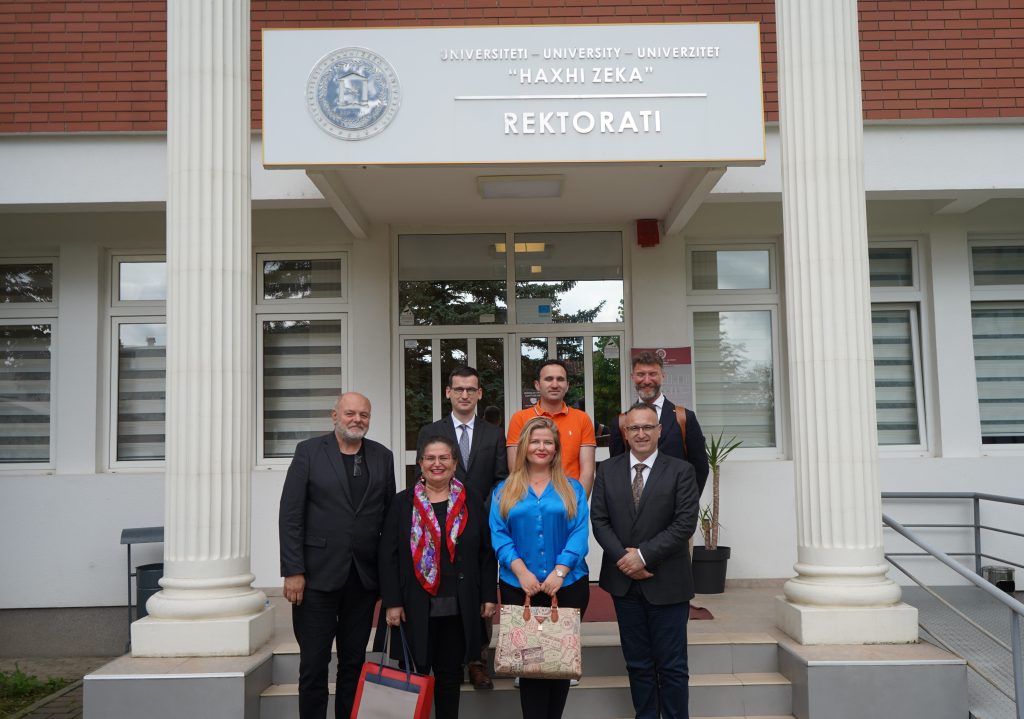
xmin=1 ymin=0 xmax=1023 ymax=654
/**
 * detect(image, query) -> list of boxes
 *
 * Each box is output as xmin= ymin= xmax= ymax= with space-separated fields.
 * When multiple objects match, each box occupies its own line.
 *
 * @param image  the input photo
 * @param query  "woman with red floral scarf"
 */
xmin=376 ymin=435 xmax=498 ymax=719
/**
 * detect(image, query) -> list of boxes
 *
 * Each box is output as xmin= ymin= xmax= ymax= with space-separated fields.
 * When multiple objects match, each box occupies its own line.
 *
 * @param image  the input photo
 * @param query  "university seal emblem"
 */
xmin=306 ymin=47 xmax=401 ymax=140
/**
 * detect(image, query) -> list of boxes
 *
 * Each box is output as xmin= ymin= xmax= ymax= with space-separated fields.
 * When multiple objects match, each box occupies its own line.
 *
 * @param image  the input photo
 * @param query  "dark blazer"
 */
xmin=279 ymin=433 xmax=396 ymax=592
xmin=416 ymin=417 xmax=508 ymax=501
xmin=375 ymin=487 xmax=498 ymax=667
xmin=609 ymin=397 xmax=710 ymax=496
xmin=591 ymin=451 xmax=699 ymax=605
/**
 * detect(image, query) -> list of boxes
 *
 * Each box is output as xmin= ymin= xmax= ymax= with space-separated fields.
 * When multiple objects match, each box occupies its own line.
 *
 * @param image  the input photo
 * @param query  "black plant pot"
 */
xmin=692 ymin=546 xmax=730 ymax=594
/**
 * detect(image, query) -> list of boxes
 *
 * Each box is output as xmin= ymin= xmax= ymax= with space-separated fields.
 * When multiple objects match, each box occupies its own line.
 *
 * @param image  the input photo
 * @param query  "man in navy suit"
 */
xmin=279 ymin=392 xmax=396 ymax=719
xmin=592 ymin=402 xmax=699 ymax=719
xmin=416 ymin=365 xmax=508 ymax=689
xmin=610 ymin=351 xmax=709 ymax=496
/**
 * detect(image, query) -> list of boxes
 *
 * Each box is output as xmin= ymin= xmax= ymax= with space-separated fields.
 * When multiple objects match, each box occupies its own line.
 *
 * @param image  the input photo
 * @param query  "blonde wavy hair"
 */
xmin=498 ymin=416 xmax=578 ymax=520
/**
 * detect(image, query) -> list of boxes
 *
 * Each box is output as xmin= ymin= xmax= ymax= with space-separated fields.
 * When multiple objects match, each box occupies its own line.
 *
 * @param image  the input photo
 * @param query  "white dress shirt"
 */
xmin=628 ymin=450 xmax=658 ymax=566
xmin=450 ymin=414 xmax=475 ymax=459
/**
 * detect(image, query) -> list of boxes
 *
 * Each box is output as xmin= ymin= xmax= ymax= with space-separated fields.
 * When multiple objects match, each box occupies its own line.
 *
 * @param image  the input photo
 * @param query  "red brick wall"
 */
xmin=0 ymin=1 xmax=1021 ymax=133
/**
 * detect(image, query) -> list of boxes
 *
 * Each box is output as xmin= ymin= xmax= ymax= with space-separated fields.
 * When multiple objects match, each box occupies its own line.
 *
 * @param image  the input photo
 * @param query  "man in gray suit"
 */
xmin=279 ymin=392 xmax=396 ymax=719
xmin=591 ymin=401 xmax=699 ymax=719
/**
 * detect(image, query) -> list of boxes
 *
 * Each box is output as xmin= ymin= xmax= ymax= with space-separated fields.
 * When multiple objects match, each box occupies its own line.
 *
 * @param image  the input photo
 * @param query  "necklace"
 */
xmin=529 ymin=474 xmax=550 ymax=488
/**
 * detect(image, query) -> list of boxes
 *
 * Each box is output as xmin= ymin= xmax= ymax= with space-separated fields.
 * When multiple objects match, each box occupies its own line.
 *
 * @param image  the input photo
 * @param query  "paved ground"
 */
xmin=0 ymin=657 xmax=109 ymax=719
xmin=902 ymin=585 xmax=1024 ymax=719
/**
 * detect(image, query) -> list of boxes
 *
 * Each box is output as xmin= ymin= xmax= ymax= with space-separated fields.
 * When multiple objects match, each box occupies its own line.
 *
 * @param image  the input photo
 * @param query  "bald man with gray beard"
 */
xmin=279 ymin=392 xmax=396 ymax=719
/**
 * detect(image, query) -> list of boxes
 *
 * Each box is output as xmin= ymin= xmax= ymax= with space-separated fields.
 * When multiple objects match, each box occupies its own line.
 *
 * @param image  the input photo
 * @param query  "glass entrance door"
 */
xmin=399 ymin=330 xmax=625 ymax=485
xmin=400 ymin=333 xmax=508 ymax=487
xmin=514 ymin=332 xmax=625 ymax=456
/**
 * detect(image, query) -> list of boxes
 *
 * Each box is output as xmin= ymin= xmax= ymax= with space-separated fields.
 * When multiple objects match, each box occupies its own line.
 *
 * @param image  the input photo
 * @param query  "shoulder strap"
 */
xmin=673 ymin=406 xmax=688 ymax=455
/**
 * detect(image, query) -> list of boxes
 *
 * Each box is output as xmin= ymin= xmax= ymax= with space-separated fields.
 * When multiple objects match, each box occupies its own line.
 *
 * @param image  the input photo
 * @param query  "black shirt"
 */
xmin=430 ymin=500 xmax=459 ymax=616
xmin=340 ymin=444 xmax=368 ymax=506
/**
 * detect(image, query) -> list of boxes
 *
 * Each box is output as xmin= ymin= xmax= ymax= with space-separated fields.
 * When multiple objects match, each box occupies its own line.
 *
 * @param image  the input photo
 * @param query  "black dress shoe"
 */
xmin=467 ymin=663 xmax=494 ymax=690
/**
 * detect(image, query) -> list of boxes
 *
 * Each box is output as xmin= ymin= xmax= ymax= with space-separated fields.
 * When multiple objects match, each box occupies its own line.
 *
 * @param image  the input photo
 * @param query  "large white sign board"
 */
xmin=262 ymin=23 xmax=764 ymax=167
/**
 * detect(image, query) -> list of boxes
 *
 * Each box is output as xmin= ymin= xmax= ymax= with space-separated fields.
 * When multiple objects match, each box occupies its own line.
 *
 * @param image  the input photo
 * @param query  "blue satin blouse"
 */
xmin=489 ymin=478 xmax=590 ymax=588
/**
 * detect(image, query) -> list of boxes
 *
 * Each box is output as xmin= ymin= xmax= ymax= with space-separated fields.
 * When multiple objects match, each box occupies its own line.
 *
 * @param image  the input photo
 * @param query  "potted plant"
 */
xmin=692 ymin=431 xmax=741 ymax=594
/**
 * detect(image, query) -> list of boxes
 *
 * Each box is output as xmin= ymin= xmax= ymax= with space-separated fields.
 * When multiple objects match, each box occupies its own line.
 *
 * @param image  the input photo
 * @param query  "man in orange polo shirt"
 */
xmin=506 ymin=359 xmax=597 ymax=495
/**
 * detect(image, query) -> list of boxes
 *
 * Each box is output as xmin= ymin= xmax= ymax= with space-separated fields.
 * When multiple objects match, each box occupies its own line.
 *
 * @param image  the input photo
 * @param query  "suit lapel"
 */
xmin=322 ymin=434 xmax=353 ymax=508
xmin=616 ymin=455 xmax=638 ymax=521
xmin=635 ymin=454 xmax=665 ymax=519
xmin=466 ymin=419 xmax=486 ymax=471
xmin=657 ymin=398 xmax=675 ymax=451
xmin=353 ymin=443 xmax=376 ymax=514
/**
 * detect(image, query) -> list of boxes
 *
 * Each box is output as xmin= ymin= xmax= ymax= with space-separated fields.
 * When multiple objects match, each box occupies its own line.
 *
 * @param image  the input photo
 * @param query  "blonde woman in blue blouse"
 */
xmin=490 ymin=415 xmax=590 ymax=719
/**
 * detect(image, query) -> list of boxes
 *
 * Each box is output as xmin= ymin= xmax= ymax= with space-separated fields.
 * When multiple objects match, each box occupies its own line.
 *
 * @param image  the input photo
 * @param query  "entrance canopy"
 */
xmin=262 ymin=23 xmax=765 ymax=236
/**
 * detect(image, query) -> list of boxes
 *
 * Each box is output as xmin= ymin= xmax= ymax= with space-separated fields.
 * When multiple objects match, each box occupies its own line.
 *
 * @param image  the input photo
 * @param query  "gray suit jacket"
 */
xmin=278 ymin=433 xmax=396 ymax=592
xmin=590 ymin=451 xmax=699 ymax=605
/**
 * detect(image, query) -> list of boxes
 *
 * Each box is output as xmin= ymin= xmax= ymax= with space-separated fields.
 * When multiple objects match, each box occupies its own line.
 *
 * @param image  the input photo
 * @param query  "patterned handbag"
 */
xmin=493 ymin=593 xmax=582 ymax=680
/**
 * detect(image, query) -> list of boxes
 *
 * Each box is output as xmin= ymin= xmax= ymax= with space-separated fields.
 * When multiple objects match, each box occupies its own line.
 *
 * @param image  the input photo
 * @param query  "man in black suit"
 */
xmin=609 ymin=350 xmax=709 ymax=496
xmin=279 ymin=392 xmax=396 ymax=719
xmin=592 ymin=402 xmax=699 ymax=719
xmin=416 ymin=365 xmax=508 ymax=690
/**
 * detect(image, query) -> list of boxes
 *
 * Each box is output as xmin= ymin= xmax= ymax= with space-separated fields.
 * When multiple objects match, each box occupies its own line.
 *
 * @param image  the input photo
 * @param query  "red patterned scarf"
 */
xmin=410 ymin=477 xmax=467 ymax=595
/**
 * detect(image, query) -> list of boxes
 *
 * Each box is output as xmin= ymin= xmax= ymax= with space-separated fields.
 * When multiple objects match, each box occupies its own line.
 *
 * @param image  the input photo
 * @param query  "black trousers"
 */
xmin=403 ymin=614 xmax=465 ymax=719
xmin=499 ymin=577 xmax=590 ymax=719
xmin=293 ymin=572 xmax=377 ymax=719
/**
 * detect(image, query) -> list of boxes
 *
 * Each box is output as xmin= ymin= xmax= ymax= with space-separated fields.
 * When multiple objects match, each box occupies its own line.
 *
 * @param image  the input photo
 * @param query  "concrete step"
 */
xmin=270 ymin=632 xmax=780 ymax=684
xmin=260 ymin=672 xmax=792 ymax=719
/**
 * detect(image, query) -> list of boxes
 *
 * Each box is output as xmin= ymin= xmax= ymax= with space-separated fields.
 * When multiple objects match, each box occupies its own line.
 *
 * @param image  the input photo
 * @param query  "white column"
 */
xmin=131 ymin=0 xmax=273 ymax=657
xmin=774 ymin=0 xmax=918 ymax=644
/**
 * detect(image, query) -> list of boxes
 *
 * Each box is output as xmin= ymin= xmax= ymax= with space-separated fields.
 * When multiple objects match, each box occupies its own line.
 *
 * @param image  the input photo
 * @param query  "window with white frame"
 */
xmin=0 ymin=259 xmax=57 ymax=465
xmin=257 ymin=253 xmax=347 ymax=460
xmin=970 ymin=241 xmax=1024 ymax=444
xmin=110 ymin=257 xmax=167 ymax=464
xmin=397 ymin=231 xmax=624 ymax=326
xmin=868 ymin=243 xmax=926 ymax=447
xmin=688 ymin=244 xmax=780 ymax=449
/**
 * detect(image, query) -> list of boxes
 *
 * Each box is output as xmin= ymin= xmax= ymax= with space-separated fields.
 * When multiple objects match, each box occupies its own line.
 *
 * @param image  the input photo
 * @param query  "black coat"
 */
xmin=417 ymin=417 xmax=508 ymax=501
xmin=278 ymin=434 xmax=396 ymax=592
xmin=591 ymin=451 xmax=699 ymax=605
xmin=375 ymin=486 xmax=498 ymax=668
xmin=609 ymin=397 xmax=710 ymax=496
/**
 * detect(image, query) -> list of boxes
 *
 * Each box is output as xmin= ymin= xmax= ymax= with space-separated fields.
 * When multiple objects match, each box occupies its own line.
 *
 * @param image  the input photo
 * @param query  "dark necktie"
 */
xmin=632 ymin=463 xmax=645 ymax=510
xmin=459 ymin=424 xmax=471 ymax=467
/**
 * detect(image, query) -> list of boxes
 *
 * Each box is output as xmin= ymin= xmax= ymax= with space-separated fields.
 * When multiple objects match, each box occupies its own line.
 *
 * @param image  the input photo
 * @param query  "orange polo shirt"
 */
xmin=506 ymin=402 xmax=596 ymax=480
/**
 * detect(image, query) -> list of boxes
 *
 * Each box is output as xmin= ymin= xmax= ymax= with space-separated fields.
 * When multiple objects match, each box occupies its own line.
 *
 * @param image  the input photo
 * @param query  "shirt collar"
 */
xmin=451 ymin=414 xmax=476 ymax=430
xmin=628 ymin=449 xmax=659 ymax=471
xmin=533 ymin=401 xmax=569 ymax=417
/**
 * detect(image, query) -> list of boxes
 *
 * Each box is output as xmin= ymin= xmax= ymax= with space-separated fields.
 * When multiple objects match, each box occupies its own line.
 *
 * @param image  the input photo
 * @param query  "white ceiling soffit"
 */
xmin=305 ymin=163 xmax=721 ymax=230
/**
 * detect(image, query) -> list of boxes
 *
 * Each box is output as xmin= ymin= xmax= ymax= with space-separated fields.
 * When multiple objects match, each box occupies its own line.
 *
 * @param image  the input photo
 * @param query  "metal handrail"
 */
xmin=883 ymin=511 xmax=1024 ymax=719
xmin=882 ymin=491 xmax=1024 ymax=574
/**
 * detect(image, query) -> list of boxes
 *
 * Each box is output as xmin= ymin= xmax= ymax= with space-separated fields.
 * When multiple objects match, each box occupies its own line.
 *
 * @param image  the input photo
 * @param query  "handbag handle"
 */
xmin=378 ymin=623 xmax=416 ymax=687
xmin=522 ymin=592 xmax=559 ymax=622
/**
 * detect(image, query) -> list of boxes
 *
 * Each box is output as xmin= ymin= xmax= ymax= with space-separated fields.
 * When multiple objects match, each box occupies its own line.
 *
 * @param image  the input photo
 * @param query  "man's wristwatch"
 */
xmin=554 ymin=569 xmax=565 ymax=578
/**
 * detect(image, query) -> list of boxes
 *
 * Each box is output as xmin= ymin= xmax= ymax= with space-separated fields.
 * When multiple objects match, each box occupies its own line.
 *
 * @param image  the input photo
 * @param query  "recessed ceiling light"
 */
xmin=477 ymin=175 xmax=564 ymax=200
